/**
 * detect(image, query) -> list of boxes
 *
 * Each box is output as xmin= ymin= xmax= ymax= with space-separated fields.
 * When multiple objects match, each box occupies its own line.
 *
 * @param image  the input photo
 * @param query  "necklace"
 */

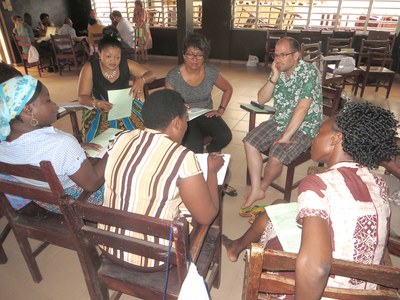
xmin=103 ymin=69 xmax=117 ymax=79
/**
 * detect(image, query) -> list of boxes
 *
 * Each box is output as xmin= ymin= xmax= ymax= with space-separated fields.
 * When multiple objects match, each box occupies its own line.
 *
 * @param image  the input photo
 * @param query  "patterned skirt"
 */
xmin=82 ymin=99 xmax=144 ymax=143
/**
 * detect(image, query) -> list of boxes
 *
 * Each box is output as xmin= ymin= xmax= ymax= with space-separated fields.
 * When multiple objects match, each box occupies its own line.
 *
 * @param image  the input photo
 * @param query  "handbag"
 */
xmin=28 ymin=45 xmax=39 ymax=63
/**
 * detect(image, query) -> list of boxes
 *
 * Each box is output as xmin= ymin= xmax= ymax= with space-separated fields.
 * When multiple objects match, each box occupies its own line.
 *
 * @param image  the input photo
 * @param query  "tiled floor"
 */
xmin=1 ymin=56 xmax=399 ymax=299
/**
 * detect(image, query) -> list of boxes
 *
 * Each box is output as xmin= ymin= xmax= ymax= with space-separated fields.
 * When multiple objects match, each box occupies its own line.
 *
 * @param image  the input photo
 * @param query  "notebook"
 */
xmin=36 ymin=26 xmax=58 ymax=43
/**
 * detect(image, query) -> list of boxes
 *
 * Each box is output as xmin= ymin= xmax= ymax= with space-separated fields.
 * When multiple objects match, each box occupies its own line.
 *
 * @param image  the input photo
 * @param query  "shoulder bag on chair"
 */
xmin=28 ymin=45 xmax=39 ymax=63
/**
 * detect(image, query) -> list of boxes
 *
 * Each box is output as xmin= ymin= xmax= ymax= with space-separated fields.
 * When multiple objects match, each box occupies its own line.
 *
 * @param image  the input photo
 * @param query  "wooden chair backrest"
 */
xmin=244 ymin=244 xmax=400 ymax=300
xmin=325 ymin=37 xmax=354 ymax=55
xmin=12 ymin=34 xmax=32 ymax=58
xmin=0 ymin=160 xmax=76 ymax=283
xmin=357 ymin=39 xmax=392 ymax=67
xmin=50 ymin=34 xmax=74 ymax=50
xmin=322 ymin=85 xmax=342 ymax=117
xmin=62 ymin=198 xmax=190 ymax=298
xmin=0 ymin=160 xmax=64 ymax=206
xmin=301 ymin=41 xmax=322 ymax=64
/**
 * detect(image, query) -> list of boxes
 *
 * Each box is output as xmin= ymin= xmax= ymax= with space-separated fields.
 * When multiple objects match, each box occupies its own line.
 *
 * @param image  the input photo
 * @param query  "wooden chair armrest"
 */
xmin=190 ymin=225 xmax=209 ymax=262
xmin=240 ymin=103 xmax=275 ymax=132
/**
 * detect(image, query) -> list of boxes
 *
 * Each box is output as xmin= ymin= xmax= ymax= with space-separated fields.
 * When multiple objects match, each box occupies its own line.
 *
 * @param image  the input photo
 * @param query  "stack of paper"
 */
xmin=85 ymin=128 xmax=122 ymax=158
xmin=188 ymin=108 xmax=212 ymax=121
xmin=265 ymin=202 xmax=302 ymax=253
xmin=195 ymin=153 xmax=231 ymax=185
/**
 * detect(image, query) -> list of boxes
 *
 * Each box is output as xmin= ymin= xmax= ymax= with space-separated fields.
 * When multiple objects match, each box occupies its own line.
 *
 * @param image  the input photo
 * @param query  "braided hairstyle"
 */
xmin=335 ymin=102 xmax=398 ymax=169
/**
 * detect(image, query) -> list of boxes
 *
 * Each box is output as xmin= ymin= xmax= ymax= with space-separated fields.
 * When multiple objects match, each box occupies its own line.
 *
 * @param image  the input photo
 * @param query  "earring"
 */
xmin=30 ymin=117 xmax=39 ymax=127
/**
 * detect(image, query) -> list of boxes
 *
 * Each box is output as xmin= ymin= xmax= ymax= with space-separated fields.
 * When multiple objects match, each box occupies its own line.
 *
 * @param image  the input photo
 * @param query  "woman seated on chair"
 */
xmin=165 ymin=32 xmax=236 ymax=196
xmin=0 ymin=75 xmax=106 ymax=213
xmin=100 ymin=89 xmax=223 ymax=269
xmin=77 ymin=29 xmax=155 ymax=143
xmin=223 ymin=102 xmax=398 ymax=299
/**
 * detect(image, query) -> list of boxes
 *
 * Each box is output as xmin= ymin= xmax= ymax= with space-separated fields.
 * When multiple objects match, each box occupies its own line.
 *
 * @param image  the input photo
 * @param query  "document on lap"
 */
xmin=107 ymin=88 xmax=133 ymax=121
xmin=195 ymin=153 xmax=231 ymax=185
xmin=85 ymin=128 xmax=122 ymax=158
xmin=188 ymin=108 xmax=213 ymax=121
xmin=265 ymin=202 xmax=302 ymax=253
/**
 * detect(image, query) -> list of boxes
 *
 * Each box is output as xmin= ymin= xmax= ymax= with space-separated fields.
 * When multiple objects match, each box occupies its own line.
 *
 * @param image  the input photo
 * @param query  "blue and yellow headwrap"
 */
xmin=0 ymin=75 xmax=38 ymax=141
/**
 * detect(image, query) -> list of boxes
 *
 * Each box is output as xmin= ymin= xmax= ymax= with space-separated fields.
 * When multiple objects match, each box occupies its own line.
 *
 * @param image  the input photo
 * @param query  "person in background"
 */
xmin=87 ymin=18 xmax=105 ymax=56
xmin=165 ymin=32 xmax=236 ymax=196
xmin=58 ymin=17 xmax=90 ymax=57
xmin=111 ymin=10 xmax=135 ymax=49
xmin=87 ymin=9 xmax=102 ymax=30
xmin=22 ymin=13 xmax=37 ymax=38
xmin=223 ymin=102 xmax=398 ymax=299
xmin=78 ymin=32 xmax=155 ymax=142
xmin=11 ymin=15 xmax=34 ymax=54
xmin=0 ymin=75 xmax=106 ymax=213
xmin=36 ymin=13 xmax=55 ymax=37
xmin=100 ymin=89 xmax=223 ymax=268
xmin=241 ymin=37 xmax=322 ymax=211
xmin=132 ymin=0 xmax=151 ymax=62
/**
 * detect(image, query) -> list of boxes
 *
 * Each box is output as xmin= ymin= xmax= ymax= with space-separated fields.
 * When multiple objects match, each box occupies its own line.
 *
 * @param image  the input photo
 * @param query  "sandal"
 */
xmin=223 ymin=184 xmax=238 ymax=197
xmin=239 ymin=205 xmax=265 ymax=218
xmin=239 ymin=206 xmax=253 ymax=217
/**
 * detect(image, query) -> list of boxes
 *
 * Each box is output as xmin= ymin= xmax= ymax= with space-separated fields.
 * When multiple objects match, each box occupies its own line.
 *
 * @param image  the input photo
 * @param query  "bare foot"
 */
xmin=222 ymin=235 xmax=239 ymax=262
xmin=241 ymin=188 xmax=265 ymax=208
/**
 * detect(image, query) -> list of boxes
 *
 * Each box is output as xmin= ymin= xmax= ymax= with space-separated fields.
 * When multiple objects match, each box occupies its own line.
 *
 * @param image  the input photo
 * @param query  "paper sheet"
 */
xmin=265 ymin=202 xmax=302 ymax=253
xmin=188 ymin=108 xmax=212 ymax=121
xmin=107 ymin=88 xmax=133 ymax=121
xmin=85 ymin=128 xmax=122 ymax=158
xmin=195 ymin=153 xmax=231 ymax=185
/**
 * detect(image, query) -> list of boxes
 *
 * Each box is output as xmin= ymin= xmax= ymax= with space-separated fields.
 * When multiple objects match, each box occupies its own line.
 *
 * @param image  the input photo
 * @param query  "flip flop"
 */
xmin=251 ymin=205 xmax=266 ymax=215
xmin=239 ymin=206 xmax=252 ymax=217
xmin=248 ymin=213 xmax=257 ymax=224
xmin=239 ymin=205 xmax=265 ymax=218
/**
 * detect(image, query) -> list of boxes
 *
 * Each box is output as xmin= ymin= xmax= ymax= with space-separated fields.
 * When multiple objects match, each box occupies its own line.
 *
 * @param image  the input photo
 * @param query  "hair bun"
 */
xmin=102 ymin=26 xmax=121 ymax=40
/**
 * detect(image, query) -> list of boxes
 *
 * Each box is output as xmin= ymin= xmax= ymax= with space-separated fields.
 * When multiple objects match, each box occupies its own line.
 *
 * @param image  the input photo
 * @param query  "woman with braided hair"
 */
xmin=223 ymin=102 xmax=398 ymax=299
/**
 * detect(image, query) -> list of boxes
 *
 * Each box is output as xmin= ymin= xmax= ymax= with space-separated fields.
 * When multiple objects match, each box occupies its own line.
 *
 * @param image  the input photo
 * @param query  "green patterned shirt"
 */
xmin=272 ymin=60 xmax=322 ymax=138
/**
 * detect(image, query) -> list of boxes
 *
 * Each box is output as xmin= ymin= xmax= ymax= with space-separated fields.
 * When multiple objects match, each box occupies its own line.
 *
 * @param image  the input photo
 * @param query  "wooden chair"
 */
xmin=354 ymin=39 xmax=395 ymax=99
xmin=300 ymin=29 xmax=322 ymax=44
xmin=241 ymin=86 xmax=342 ymax=201
xmin=143 ymin=77 xmax=166 ymax=98
xmin=264 ymin=29 xmax=287 ymax=72
xmin=0 ymin=161 xmax=91 ymax=283
xmin=12 ymin=34 xmax=42 ymax=77
xmin=243 ymin=244 xmax=400 ymax=300
xmin=325 ymin=37 xmax=354 ymax=56
xmin=50 ymin=34 xmax=86 ymax=75
xmin=61 ymin=193 xmax=222 ymax=299
xmin=0 ymin=214 xmax=11 ymax=264
xmin=301 ymin=42 xmax=322 ymax=65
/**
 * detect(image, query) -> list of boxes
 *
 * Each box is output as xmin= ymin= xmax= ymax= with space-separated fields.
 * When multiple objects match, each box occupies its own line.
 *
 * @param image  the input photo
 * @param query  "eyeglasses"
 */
xmin=272 ymin=52 xmax=295 ymax=59
xmin=184 ymin=52 xmax=205 ymax=59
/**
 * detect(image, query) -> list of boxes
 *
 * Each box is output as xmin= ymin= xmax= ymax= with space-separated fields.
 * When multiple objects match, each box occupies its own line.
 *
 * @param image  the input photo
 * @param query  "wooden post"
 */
xmin=177 ymin=0 xmax=193 ymax=64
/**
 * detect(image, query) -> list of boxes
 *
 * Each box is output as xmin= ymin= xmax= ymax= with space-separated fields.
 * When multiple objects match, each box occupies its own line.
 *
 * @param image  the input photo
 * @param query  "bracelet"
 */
xmin=269 ymin=78 xmax=277 ymax=85
xmin=92 ymin=99 xmax=97 ymax=108
xmin=218 ymin=105 xmax=226 ymax=111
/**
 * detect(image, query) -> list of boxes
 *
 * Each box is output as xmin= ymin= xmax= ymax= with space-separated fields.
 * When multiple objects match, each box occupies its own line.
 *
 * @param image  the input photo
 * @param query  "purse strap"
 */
xmin=162 ymin=224 xmax=174 ymax=300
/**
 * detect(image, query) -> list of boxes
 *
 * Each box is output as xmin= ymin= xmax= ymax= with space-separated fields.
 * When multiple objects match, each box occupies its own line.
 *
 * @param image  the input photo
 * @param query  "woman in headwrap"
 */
xmin=0 ymin=75 xmax=106 ymax=212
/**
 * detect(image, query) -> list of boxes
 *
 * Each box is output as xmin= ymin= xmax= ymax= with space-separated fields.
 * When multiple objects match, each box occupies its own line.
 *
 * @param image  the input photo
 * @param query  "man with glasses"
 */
xmin=241 ymin=36 xmax=322 ymax=209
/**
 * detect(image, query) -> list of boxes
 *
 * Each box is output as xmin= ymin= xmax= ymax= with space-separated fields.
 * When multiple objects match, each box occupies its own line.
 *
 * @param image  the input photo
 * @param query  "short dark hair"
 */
xmin=0 ymin=63 xmax=22 ymax=83
xmin=39 ymin=13 xmax=49 ymax=22
xmin=277 ymin=36 xmax=300 ymax=53
xmin=88 ymin=17 xmax=97 ymax=26
xmin=111 ymin=10 xmax=122 ymax=18
xmin=334 ymin=102 xmax=398 ymax=169
xmin=142 ymin=90 xmax=186 ymax=131
xmin=183 ymin=32 xmax=211 ymax=58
